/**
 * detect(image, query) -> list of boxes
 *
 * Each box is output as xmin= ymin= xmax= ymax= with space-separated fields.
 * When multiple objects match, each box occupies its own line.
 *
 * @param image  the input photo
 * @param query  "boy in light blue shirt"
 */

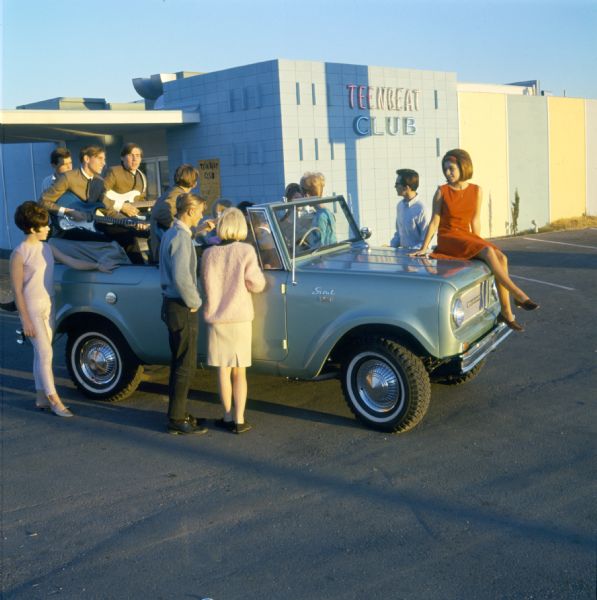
xmin=389 ymin=168 xmax=430 ymax=250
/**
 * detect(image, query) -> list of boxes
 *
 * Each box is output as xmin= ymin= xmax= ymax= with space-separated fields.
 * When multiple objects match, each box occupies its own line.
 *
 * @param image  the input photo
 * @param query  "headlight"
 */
xmin=452 ymin=297 xmax=465 ymax=328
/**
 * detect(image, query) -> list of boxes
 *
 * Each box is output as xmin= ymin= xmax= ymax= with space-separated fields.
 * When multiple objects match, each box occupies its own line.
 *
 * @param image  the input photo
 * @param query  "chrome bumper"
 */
xmin=460 ymin=323 xmax=512 ymax=373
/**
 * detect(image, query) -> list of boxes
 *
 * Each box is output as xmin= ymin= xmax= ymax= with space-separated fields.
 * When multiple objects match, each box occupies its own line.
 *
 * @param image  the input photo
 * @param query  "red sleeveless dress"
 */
xmin=430 ymin=183 xmax=499 ymax=260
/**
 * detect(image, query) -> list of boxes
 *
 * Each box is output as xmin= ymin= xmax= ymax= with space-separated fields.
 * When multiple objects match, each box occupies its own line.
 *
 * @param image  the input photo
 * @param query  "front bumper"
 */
xmin=460 ymin=322 xmax=512 ymax=373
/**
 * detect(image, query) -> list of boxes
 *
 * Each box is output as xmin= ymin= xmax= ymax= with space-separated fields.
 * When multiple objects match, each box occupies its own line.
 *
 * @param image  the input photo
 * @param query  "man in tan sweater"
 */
xmin=103 ymin=143 xmax=146 ymax=216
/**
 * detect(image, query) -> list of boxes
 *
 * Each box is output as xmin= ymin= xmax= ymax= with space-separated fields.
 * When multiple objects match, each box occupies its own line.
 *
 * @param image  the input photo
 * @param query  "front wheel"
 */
xmin=341 ymin=338 xmax=431 ymax=433
xmin=66 ymin=324 xmax=143 ymax=401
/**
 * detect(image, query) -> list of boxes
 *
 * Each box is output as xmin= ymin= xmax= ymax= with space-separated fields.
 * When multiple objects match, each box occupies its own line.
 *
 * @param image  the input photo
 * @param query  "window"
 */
xmin=248 ymin=209 xmax=283 ymax=270
xmin=296 ymin=82 xmax=301 ymax=105
xmin=140 ymin=156 xmax=169 ymax=199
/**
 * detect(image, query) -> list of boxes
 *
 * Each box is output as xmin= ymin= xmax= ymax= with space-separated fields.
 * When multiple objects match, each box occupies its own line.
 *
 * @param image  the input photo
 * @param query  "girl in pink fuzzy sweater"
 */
xmin=200 ymin=208 xmax=266 ymax=434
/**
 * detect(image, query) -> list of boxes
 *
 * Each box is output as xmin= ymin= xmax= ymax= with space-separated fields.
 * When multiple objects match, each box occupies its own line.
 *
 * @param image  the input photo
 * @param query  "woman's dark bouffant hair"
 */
xmin=14 ymin=201 xmax=49 ymax=233
xmin=442 ymin=148 xmax=474 ymax=181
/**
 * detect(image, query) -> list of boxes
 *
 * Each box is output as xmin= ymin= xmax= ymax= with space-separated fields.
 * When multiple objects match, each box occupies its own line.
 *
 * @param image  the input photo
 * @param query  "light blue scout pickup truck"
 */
xmin=53 ymin=196 xmax=511 ymax=433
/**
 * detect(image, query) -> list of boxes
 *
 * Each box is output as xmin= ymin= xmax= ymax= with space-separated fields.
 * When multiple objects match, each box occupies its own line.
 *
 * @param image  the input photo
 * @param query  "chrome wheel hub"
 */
xmin=355 ymin=357 xmax=403 ymax=413
xmin=79 ymin=338 xmax=118 ymax=385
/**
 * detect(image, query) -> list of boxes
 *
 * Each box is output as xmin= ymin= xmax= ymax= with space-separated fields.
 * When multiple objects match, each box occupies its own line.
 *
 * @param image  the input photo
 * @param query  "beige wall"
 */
xmin=458 ymin=92 xmax=510 ymax=237
xmin=585 ymin=99 xmax=597 ymax=216
xmin=547 ymin=97 xmax=586 ymax=221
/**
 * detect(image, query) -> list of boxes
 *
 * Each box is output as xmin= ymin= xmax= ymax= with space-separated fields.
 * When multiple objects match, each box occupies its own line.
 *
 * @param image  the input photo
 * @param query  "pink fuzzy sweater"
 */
xmin=200 ymin=241 xmax=266 ymax=324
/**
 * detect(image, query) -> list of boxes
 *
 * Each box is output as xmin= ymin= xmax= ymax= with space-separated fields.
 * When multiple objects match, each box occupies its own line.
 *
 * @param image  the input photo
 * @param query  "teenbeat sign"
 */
xmin=347 ymin=84 xmax=420 ymax=137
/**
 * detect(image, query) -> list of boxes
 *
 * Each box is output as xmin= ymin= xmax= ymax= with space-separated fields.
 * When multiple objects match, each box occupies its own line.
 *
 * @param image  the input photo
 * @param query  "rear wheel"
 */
xmin=341 ymin=338 xmax=431 ymax=433
xmin=66 ymin=323 xmax=143 ymax=401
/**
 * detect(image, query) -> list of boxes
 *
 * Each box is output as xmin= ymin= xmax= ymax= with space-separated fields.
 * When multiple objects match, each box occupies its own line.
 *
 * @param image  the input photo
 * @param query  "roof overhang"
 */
xmin=0 ymin=109 xmax=200 ymax=143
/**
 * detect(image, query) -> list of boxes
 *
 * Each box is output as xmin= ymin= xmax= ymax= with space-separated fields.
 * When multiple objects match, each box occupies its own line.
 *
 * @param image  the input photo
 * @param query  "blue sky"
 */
xmin=1 ymin=0 xmax=596 ymax=108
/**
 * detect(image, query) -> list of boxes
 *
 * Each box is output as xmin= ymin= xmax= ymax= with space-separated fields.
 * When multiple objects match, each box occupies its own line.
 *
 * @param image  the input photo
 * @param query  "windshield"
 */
xmin=273 ymin=197 xmax=361 ymax=257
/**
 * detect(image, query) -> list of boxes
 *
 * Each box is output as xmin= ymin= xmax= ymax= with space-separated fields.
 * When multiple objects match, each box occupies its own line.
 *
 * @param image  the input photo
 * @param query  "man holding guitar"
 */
xmin=103 ymin=143 xmax=149 ymax=216
xmin=39 ymin=145 xmax=147 ymax=263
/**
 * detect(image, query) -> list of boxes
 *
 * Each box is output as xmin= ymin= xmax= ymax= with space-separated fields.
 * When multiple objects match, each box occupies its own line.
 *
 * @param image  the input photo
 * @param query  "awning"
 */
xmin=0 ymin=109 xmax=200 ymax=143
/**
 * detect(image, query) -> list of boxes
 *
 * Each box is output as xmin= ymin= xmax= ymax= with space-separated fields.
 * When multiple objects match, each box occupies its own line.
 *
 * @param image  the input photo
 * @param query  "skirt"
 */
xmin=207 ymin=321 xmax=252 ymax=367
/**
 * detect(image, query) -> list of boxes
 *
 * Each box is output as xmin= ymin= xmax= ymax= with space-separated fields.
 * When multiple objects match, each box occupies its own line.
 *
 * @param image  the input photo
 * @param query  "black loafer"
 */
xmin=167 ymin=418 xmax=208 ymax=435
xmin=186 ymin=413 xmax=207 ymax=428
xmin=234 ymin=422 xmax=252 ymax=434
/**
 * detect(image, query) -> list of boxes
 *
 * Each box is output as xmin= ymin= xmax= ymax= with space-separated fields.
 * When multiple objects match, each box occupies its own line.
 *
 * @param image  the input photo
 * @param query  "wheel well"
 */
xmin=328 ymin=324 xmax=429 ymax=366
xmin=58 ymin=312 xmax=123 ymax=339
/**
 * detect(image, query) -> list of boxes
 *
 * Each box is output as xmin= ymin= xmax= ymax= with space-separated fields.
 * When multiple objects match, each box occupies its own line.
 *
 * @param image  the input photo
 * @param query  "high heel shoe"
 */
xmin=50 ymin=403 xmax=74 ymax=418
xmin=515 ymin=298 xmax=540 ymax=311
xmin=497 ymin=313 xmax=524 ymax=332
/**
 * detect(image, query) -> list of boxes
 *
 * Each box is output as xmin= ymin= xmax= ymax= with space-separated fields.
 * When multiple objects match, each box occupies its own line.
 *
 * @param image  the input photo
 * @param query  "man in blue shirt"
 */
xmin=160 ymin=193 xmax=208 ymax=435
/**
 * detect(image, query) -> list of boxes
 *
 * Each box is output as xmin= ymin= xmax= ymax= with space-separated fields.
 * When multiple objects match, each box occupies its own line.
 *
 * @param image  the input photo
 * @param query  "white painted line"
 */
xmin=522 ymin=237 xmax=597 ymax=250
xmin=511 ymin=275 xmax=575 ymax=291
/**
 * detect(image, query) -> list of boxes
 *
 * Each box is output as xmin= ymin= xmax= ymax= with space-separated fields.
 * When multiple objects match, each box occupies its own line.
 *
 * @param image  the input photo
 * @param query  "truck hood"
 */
xmin=297 ymin=246 xmax=491 ymax=289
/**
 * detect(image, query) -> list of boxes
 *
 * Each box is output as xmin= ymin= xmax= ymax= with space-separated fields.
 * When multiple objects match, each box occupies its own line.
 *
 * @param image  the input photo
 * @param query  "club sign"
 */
xmin=347 ymin=84 xmax=420 ymax=137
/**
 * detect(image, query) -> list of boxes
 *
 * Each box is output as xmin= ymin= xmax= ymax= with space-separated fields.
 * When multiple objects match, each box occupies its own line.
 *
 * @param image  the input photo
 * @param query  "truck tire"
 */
xmin=341 ymin=338 xmax=431 ymax=433
xmin=431 ymin=360 xmax=485 ymax=385
xmin=66 ymin=324 xmax=143 ymax=401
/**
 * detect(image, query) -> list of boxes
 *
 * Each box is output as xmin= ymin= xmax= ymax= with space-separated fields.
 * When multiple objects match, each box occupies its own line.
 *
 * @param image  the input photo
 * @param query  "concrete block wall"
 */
xmin=507 ymin=96 xmax=550 ymax=232
xmin=163 ymin=60 xmax=285 ymax=205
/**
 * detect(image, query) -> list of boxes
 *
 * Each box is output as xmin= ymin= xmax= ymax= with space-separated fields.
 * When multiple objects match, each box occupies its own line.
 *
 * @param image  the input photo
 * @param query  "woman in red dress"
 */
xmin=411 ymin=149 xmax=538 ymax=331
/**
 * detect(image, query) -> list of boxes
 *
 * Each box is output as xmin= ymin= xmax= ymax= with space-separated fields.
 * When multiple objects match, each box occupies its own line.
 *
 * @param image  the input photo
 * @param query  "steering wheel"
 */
xmin=298 ymin=227 xmax=322 ymax=248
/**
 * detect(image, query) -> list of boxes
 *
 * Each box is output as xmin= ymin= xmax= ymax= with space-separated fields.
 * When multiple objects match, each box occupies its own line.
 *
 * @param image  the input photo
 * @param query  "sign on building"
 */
xmin=198 ymin=159 xmax=221 ymax=211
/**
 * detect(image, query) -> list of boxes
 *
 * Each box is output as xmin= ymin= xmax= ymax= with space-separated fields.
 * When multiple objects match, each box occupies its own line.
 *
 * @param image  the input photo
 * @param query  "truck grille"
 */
xmin=459 ymin=279 xmax=494 ymax=323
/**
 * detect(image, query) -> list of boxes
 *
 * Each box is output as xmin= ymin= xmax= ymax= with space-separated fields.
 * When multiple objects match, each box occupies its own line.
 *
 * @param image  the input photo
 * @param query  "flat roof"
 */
xmin=0 ymin=109 xmax=200 ymax=143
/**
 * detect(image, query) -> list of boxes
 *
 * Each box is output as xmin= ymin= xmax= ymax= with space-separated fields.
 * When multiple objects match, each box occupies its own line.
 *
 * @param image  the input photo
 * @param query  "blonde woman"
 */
xmin=200 ymin=208 xmax=266 ymax=433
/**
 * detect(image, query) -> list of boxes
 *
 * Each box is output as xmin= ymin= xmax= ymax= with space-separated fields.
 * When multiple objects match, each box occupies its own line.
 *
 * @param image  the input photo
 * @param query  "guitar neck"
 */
xmin=94 ymin=215 xmax=142 ymax=227
xmin=131 ymin=200 xmax=155 ymax=208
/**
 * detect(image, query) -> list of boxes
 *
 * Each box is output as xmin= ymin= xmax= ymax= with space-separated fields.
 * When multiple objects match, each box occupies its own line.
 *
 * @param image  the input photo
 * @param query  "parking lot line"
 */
xmin=511 ymin=275 xmax=575 ymax=291
xmin=522 ymin=237 xmax=597 ymax=250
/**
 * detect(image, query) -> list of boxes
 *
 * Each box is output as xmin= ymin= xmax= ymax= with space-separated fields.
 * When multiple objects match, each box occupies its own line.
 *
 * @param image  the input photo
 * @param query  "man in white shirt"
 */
xmin=390 ymin=169 xmax=430 ymax=250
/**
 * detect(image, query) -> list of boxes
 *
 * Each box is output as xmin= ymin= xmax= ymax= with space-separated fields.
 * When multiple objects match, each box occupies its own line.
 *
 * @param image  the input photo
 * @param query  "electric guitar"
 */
xmin=52 ymin=193 xmax=149 ymax=234
xmin=104 ymin=189 xmax=156 ymax=211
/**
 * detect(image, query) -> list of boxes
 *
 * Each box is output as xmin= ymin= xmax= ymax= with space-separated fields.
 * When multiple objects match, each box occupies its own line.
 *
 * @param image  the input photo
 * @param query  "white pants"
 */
xmin=28 ymin=303 xmax=56 ymax=396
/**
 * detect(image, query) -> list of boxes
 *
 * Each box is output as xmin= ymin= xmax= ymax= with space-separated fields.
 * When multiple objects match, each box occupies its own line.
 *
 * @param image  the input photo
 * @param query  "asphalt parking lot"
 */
xmin=1 ymin=228 xmax=596 ymax=600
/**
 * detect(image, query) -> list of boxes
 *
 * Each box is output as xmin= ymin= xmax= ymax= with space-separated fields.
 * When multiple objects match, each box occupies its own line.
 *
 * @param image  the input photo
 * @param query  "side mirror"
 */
xmin=360 ymin=227 xmax=372 ymax=240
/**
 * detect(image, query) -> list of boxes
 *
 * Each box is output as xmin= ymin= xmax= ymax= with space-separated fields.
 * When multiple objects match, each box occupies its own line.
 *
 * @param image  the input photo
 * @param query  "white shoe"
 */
xmin=50 ymin=404 xmax=74 ymax=418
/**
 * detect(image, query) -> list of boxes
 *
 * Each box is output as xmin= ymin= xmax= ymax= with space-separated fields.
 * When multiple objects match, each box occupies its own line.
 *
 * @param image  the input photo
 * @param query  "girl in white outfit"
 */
xmin=10 ymin=202 xmax=115 ymax=417
xmin=200 ymin=208 xmax=266 ymax=434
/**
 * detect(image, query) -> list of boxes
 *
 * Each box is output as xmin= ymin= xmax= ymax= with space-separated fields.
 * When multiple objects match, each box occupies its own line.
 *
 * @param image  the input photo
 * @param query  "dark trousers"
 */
xmin=96 ymin=224 xmax=146 ymax=265
xmin=161 ymin=298 xmax=198 ymax=421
